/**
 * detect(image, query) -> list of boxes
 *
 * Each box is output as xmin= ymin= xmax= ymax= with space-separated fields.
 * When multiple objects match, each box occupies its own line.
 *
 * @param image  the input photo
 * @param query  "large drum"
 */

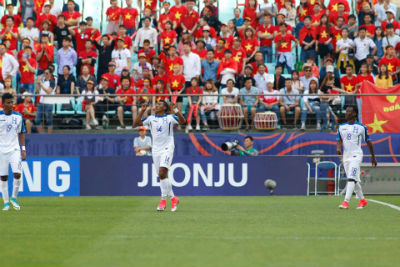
xmin=254 ymin=112 xmax=278 ymax=130
xmin=218 ymin=104 xmax=244 ymax=130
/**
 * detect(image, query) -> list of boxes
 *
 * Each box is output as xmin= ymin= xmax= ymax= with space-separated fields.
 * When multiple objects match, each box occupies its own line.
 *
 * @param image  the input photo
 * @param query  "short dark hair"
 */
xmin=207 ymin=49 xmax=214 ymax=53
xmin=143 ymin=17 xmax=151 ymax=22
xmin=158 ymin=100 xmax=169 ymax=111
xmin=304 ymin=16 xmax=312 ymax=21
xmin=6 ymin=16 xmax=14 ymax=22
xmin=244 ymin=77 xmax=253 ymax=84
xmin=345 ymin=64 xmax=354 ymax=69
xmin=244 ymin=135 xmax=254 ymax=142
xmin=26 ymin=17 xmax=35 ymax=22
xmin=1 ymin=92 xmax=13 ymax=103
xmin=346 ymin=105 xmax=358 ymax=116
xmin=386 ymin=23 xmax=394 ymax=29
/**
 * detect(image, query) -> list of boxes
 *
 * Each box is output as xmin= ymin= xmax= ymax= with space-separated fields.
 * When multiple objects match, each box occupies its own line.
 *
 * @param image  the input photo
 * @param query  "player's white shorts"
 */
xmin=343 ymin=155 xmax=362 ymax=182
xmin=152 ymin=147 xmax=174 ymax=173
xmin=0 ymin=150 xmax=22 ymax=176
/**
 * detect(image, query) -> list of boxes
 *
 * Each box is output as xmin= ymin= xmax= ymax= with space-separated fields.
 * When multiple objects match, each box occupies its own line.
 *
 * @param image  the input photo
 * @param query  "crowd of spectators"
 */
xmin=0 ymin=0 xmax=399 ymax=133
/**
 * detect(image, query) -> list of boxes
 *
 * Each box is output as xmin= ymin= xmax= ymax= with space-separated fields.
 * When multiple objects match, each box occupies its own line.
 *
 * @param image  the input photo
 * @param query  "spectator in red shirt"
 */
xmin=243 ymin=0 xmax=258 ymax=29
xmin=158 ymin=2 xmax=176 ymax=33
xmin=36 ymin=2 xmax=57 ymax=31
xmin=242 ymin=27 xmax=259 ymax=62
xmin=153 ymin=79 xmax=169 ymax=105
xmin=186 ymin=77 xmax=204 ymax=132
xmin=355 ymin=62 xmax=374 ymax=121
xmin=167 ymin=64 xmax=186 ymax=113
xmin=0 ymin=16 xmax=19 ymax=54
xmin=181 ymin=0 xmax=199 ymax=35
xmin=105 ymin=0 xmax=121 ymax=34
xmin=116 ymin=77 xmax=136 ymax=130
xmin=274 ymin=23 xmax=298 ymax=73
xmin=78 ymin=40 xmax=97 ymax=76
xmin=1 ymin=4 xmax=22 ymax=28
xmin=68 ymin=21 xmax=91 ymax=54
xmin=16 ymin=92 xmax=36 ymax=134
xmin=160 ymin=21 xmax=177 ymax=49
xmin=329 ymin=3 xmax=349 ymax=26
xmin=193 ymin=39 xmax=208 ymax=60
xmin=379 ymin=46 xmax=400 ymax=83
xmin=360 ymin=13 xmax=376 ymax=38
xmin=36 ymin=35 xmax=54 ymax=75
xmin=121 ymin=0 xmax=139 ymax=36
xmin=299 ymin=16 xmax=317 ymax=63
xmin=257 ymin=15 xmax=275 ymax=63
xmin=170 ymin=0 xmax=188 ymax=35
xmin=102 ymin=62 xmax=121 ymax=91
xmin=163 ymin=46 xmax=183 ymax=74
xmin=62 ymin=0 xmax=82 ymax=27
xmin=19 ymin=46 xmax=37 ymax=94
xmin=116 ymin=25 xmax=133 ymax=52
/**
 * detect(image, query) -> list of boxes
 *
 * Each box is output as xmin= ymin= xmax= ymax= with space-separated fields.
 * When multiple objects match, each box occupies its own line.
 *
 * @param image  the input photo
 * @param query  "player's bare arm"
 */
xmin=366 ymin=140 xmax=377 ymax=167
xmin=19 ymin=132 xmax=26 ymax=160
xmin=133 ymin=102 xmax=148 ymax=127
xmin=336 ymin=139 xmax=342 ymax=155
xmin=169 ymin=102 xmax=185 ymax=125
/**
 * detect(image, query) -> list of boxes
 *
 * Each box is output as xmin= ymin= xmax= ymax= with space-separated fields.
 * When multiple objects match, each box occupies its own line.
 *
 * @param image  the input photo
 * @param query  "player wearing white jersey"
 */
xmin=134 ymin=100 xmax=185 ymax=212
xmin=336 ymin=106 xmax=377 ymax=210
xmin=0 ymin=93 xmax=27 ymax=211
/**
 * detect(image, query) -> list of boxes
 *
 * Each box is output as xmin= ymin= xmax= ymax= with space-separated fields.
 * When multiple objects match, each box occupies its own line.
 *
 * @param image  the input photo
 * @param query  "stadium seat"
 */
xmin=75 ymin=97 xmax=86 ymax=116
xmin=56 ymin=98 xmax=76 ymax=116
xmin=312 ymin=161 xmax=338 ymax=196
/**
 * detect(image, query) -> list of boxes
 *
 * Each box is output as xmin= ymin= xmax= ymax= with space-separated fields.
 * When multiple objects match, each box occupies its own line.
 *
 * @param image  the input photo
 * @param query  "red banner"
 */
xmin=361 ymin=81 xmax=400 ymax=133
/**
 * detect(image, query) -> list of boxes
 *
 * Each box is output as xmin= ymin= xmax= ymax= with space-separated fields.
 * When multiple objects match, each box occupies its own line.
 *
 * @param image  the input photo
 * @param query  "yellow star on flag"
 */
xmin=335 ymin=33 xmax=342 ymax=40
xmin=321 ymin=31 xmax=328 ymax=38
xmin=165 ymin=37 xmax=171 ymax=44
xmin=281 ymin=42 xmax=288 ymax=48
xmin=264 ymin=31 xmax=269 ymax=35
xmin=301 ymin=9 xmax=307 ymax=16
xmin=332 ymin=3 xmax=338 ymax=11
xmin=0 ymin=59 xmax=2 ymax=67
xmin=245 ymin=43 xmax=252 ymax=51
xmin=175 ymin=12 xmax=181 ymax=20
xmin=367 ymin=114 xmax=388 ymax=133
xmin=233 ymin=55 xmax=241 ymax=62
xmin=345 ymin=84 xmax=354 ymax=92
xmin=22 ymin=65 xmax=29 ymax=72
xmin=145 ymin=0 xmax=152 ymax=6
xmin=125 ymin=13 xmax=132 ymax=20
xmin=5 ymin=33 xmax=11 ymax=39
xmin=310 ymin=0 xmax=316 ymax=4
xmin=169 ymin=64 xmax=173 ymax=71
xmin=388 ymin=63 xmax=394 ymax=72
xmin=172 ymin=80 xmax=179 ymax=88
xmin=68 ymin=17 xmax=74 ymax=21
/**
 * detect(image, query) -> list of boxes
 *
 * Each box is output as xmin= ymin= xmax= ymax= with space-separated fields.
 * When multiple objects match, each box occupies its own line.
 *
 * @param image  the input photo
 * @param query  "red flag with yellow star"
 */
xmin=361 ymin=81 xmax=400 ymax=133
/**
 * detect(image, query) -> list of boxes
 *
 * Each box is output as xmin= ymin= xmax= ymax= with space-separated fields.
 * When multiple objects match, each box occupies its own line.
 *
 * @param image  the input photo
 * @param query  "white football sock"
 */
xmin=354 ymin=182 xmax=365 ymax=200
xmin=344 ymin=181 xmax=355 ymax=202
xmin=12 ymin=178 xmax=21 ymax=198
xmin=1 ymin=180 xmax=9 ymax=203
xmin=160 ymin=178 xmax=169 ymax=200
xmin=167 ymin=179 xmax=175 ymax=198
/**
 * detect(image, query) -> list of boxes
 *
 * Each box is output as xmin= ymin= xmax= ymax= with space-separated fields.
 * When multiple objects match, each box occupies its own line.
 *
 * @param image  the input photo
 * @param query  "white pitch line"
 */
xmin=367 ymin=199 xmax=400 ymax=212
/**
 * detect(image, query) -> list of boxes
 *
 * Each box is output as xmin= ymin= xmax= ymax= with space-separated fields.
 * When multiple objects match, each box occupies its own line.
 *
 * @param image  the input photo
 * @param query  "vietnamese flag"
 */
xmin=361 ymin=81 xmax=400 ymax=133
xmin=216 ymin=58 xmax=238 ymax=78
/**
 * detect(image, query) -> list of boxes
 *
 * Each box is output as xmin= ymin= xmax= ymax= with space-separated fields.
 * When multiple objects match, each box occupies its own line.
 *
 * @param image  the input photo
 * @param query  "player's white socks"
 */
xmin=12 ymin=178 xmax=21 ymax=199
xmin=1 ymin=180 xmax=9 ymax=203
xmin=160 ymin=178 xmax=169 ymax=200
xmin=168 ymin=181 xmax=175 ymax=198
xmin=344 ymin=181 xmax=355 ymax=202
xmin=354 ymin=182 xmax=365 ymax=200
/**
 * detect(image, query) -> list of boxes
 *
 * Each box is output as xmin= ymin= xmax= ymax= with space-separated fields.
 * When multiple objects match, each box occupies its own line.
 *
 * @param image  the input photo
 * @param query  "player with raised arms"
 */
xmin=0 ymin=93 xmax=27 ymax=211
xmin=134 ymin=100 xmax=185 ymax=211
xmin=337 ymin=106 xmax=377 ymax=210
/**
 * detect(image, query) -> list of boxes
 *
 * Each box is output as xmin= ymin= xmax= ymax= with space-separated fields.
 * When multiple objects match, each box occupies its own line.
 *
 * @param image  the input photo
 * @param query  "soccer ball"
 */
xmin=264 ymin=179 xmax=277 ymax=194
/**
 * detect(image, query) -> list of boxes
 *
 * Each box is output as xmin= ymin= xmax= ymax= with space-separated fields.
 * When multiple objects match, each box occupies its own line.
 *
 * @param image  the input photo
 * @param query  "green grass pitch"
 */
xmin=0 ymin=196 xmax=399 ymax=267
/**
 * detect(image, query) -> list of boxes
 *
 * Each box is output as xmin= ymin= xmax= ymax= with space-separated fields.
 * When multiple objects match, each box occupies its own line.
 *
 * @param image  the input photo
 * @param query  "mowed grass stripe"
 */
xmin=0 ymin=196 xmax=399 ymax=267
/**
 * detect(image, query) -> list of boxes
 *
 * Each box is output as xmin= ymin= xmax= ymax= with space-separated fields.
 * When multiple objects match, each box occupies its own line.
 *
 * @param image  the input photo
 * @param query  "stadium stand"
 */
xmin=0 ymin=0 xmax=399 ymax=132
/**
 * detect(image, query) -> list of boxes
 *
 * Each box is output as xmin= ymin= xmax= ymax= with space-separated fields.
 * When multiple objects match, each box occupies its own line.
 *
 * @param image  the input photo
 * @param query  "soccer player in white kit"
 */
xmin=134 ymin=100 xmax=185 ymax=211
xmin=336 ymin=106 xmax=377 ymax=210
xmin=0 ymin=93 xmax=27 ymax=211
